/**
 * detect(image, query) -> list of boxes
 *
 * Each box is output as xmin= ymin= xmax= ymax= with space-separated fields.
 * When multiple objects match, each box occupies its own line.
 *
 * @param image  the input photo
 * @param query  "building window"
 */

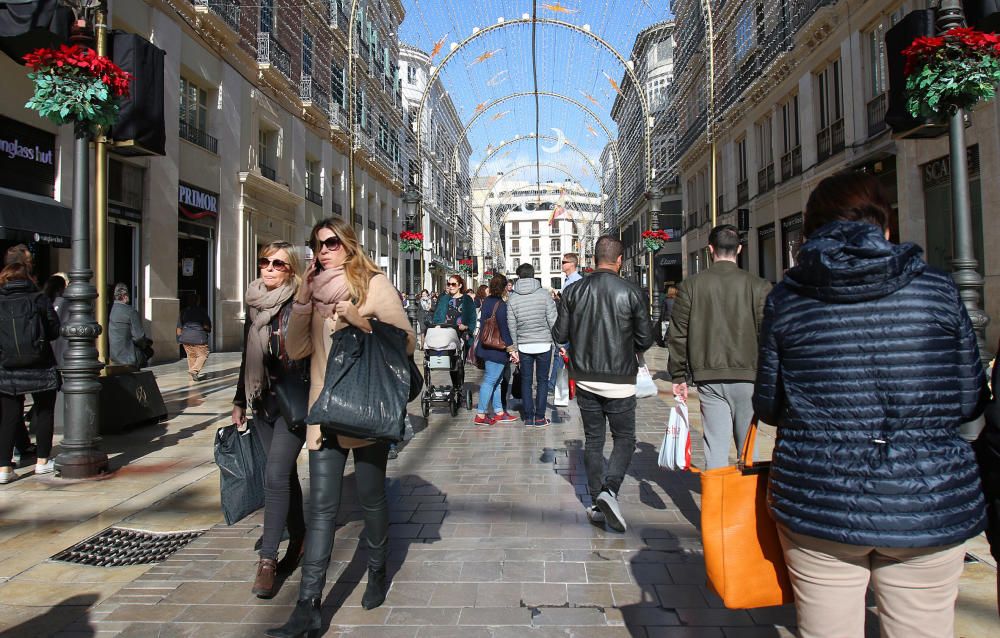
xmin=511 ymin=239 xmax=520 ymax=254
xmin=734 ymin=4 xmax=755 ymax=62
xmin=867 ymin=24 xmax=887 ymax=98
xmin=531 ymin=238 xmax=540 ymax=254
xmin=302 ymin=31 xmax=313 ymax=77
xmin=550 ymin=238 xmax=560 ymax=253
xmin=532 ymin=257 xmax=540 ymax=271
xmin=260 ymin=0 xmax=273 ymax=33
xmin=407 ymin=64 xmax=417 ymax=85
xmin=551 ymin=256 xmax=560 ymax=271
xmin=305 ymin=159 xmax=321 ymax=204
xmin=331 ymin=63 xmax=345 ymax=109
xmin=756 ymin=116 xmax=772 ymax=168
xmin=817 ymin=58 xmax=843 ymax=129
xmin=781 ymin=96 xmax=802 ymax=178
xmin=258 ymin=129 xmax=276 ymax=179
xmin=531 ymin=221 xmax=540 ymax=235
xmin=179 ymin=77 xmax=207 ymax=132
xmin=511 ymin=221 xmax=519 ymax=236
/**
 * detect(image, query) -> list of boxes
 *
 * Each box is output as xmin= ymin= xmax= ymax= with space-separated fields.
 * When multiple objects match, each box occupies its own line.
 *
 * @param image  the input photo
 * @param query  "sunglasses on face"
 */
xmin=561 ymin=261 xmax=572 ymax=265
xmin=447 ymin=282 xmax=460 ymax=287
xmin=313 ymin=236 xmax=343 ymax=252
xmin=258 ymin=257 xmax=290 ymax=272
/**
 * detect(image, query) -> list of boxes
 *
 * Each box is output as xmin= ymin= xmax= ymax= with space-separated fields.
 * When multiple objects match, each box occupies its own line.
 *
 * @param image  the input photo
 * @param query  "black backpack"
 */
xmin=0 ymin=292 xmax=49 ymax=368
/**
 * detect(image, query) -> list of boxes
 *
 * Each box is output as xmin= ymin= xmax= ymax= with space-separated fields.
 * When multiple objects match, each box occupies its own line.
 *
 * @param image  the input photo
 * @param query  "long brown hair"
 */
xmin=309 ymin=217 xmax=381 ymax=306
xmin=0 ymin=262 xmax=32 ymax=286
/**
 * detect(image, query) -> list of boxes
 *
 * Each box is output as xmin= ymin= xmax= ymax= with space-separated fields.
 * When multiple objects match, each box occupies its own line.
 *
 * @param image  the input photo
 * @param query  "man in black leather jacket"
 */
xmin=552 ymin=235 xmax=653 ymax=532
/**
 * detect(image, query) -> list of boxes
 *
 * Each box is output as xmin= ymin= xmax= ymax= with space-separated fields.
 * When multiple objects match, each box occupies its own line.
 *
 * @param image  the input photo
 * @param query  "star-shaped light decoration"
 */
xmin=487 ymin=70 xmax=509 ymax=87
xmin=474 ymin=102 xmax=488 ymax=114
xmin=603 ymin=71 xmax=624 ymax=97
xmin=586 ymin=124 xmax=599 ymax=137
xmin=579 ymin=90 xmax=601 ymax=107
xmin=491 ymin=110 xmax=511 ymax=121
xmin=430 ymin=34 xmax=448 ymax=60
xmin=469 ymin=48 xmax=502 ymax=67
xmin=540 ymin=2 xmax=577 ymax=13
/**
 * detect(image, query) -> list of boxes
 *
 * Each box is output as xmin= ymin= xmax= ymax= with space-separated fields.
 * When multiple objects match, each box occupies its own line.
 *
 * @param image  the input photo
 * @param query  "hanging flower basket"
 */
xmin=641 ymin=230 xmax=672 ymax=253
xmin=903 ymin=27 xmax=1000 ymax=118
xmin=582 ymin=266 xmax=594 ymax=274
xmin=399 ymin=230 xmax=424 ymax=253
xmin=458 ymin=258 xmax=474 ymax=274
xmin=23 ymin=44 xmax=132 ymax=137
xmin=482 ymin=270 xmax=495 ymax=280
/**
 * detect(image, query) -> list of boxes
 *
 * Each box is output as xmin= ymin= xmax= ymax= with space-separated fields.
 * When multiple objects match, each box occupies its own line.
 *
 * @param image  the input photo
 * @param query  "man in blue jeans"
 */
xmin=553 ymin=236 xmax=653 ymax=532
xmin=507 ymin=263 xmax=558 ymax=427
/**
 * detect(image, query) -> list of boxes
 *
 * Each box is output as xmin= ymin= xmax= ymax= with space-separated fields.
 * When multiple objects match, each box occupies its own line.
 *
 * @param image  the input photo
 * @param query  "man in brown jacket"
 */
xmin=667 ymin=224 xmax=771 ymax=469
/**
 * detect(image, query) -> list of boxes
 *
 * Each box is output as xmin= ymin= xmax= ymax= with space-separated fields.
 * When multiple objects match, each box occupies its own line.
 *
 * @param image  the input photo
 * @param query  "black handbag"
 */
xmin=274 ymin=370 xmax=310 ymax=432
xmin=214 ymin=422 xmax=266 ymax=525
xmin=307 ymin=320 xmax=410 ymax=442
xmin=408 ymin=355 xmax=423 ymax=403
xmin=511 ymin=364 xmax=522 ymax=400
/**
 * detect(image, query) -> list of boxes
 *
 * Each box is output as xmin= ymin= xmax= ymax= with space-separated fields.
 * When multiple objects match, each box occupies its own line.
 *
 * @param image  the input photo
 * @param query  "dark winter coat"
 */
xmin=0 ymin=279 xmax=60 ymax=395
xmin=753 ymin=222 xmax=988 ymax=548
xmin=475 ymin=296 xmax=512 ymax=365
xmin=233 ymin=299 xmax=308 ymax=415
xmin=974 ymin=339 xmax=1000 ymax=561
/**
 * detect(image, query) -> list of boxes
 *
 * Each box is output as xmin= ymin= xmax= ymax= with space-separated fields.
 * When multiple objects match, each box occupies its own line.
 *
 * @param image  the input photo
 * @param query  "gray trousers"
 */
xmin=697 ymin=381 xmax=755 ymax=470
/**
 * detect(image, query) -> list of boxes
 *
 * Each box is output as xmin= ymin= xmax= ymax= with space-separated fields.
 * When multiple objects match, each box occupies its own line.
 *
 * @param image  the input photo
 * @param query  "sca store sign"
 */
xmin=0 ymin=115 xmax=56 ymax=197
xmin=178 ymin=182 xmax=218 ymax=222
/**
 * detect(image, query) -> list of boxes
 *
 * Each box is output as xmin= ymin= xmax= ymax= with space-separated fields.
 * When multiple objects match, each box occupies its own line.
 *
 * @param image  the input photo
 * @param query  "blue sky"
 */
xmin=398 ymin=1 xmax=672 ymax=194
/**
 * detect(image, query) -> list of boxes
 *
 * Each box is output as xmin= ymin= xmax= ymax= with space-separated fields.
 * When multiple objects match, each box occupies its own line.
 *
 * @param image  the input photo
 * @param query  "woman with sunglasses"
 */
xmin=432 ymin=274 xmax=478 ymax=388
xmin=267 ymin=218 xmax=414 ymax=638
xmin=232 ymin=241 xmax=309 ymax=599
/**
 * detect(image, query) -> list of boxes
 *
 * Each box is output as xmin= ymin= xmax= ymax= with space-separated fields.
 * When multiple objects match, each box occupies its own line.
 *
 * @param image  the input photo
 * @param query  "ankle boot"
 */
xmin=277 ymin=535 xmax=306 ymax=574
xmin=265 ymin=597 xmax=321 ymax=638
xmin=252 ymin=557 xmax=278 ymax=598
xmin=361 ymin=534 xmax=389 ymax=610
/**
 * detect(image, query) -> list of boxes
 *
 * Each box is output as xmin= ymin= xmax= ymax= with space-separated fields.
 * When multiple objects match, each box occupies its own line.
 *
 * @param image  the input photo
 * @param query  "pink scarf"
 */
xmin=310 ymin=266 xmax=352 ymax=318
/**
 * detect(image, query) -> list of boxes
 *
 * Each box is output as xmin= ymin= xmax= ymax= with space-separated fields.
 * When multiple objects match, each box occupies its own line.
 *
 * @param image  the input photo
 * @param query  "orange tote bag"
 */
xmin=700 ymin=418 xmax=793 ymax=609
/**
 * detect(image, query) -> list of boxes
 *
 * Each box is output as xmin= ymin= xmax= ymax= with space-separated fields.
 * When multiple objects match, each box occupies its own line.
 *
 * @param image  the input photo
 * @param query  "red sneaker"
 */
xmin=473 ymin=415 xmax=493 ymax=426
xmin=494 ymin=412 xmax=519 ymax=423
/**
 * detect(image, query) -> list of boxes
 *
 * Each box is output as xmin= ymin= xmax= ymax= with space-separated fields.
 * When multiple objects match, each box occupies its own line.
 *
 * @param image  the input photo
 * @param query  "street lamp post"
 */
xmin=937 ymin=1 xmax=991 ymax=363
xmin=56 ymin=15 xmax=108 ymax=479
xmin=648 ymin=189 xmax=663 ymax=321
xmin=403 ymin=186 xmax=422 ymax=293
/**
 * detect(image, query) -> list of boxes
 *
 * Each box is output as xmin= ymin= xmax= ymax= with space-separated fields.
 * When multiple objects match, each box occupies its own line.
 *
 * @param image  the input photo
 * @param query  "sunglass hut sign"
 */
xmin=0 ymin=116 xmax=57 ymax=197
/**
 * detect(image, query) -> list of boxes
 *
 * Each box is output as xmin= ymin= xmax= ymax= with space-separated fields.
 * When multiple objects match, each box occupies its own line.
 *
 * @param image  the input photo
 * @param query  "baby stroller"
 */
xmin=421 ymin=323 xmax=474 ymax=417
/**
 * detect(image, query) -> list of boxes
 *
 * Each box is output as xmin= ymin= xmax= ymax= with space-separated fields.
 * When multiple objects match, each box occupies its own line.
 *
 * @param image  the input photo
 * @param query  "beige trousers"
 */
xmin=183 ymin=344 xmax=209 ymax=375
xmin=777 ymin=525 xmax=965 ymax=638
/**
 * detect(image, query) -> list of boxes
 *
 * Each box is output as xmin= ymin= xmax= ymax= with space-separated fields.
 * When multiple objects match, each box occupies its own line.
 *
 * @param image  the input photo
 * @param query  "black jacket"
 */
xmin=552 ymin=268 xmax=653 ymax=384
xmin=233 ymin=300 xmax=308 ymax=414
xmin=754 ymin=222 xmax=988 ymax=548
xmin=974 ymin=339 xmax=1000 ymax=561
xmin=0 ymin=279 xmax=60 ymax=395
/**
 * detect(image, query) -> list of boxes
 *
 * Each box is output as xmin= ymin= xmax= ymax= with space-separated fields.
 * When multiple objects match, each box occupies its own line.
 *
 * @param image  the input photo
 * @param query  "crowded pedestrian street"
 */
xmin=0 ymin=350 xmax=994 ymax=637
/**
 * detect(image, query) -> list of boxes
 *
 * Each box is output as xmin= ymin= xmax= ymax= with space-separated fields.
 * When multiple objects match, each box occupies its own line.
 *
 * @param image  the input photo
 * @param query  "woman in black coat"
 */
xmin=753 ymin=173 xmax=988 ymax=637
xmin=0 ymin=262 xmax=60 ymax=483
xmin=975 ymin=341 xmax=999 ymax=614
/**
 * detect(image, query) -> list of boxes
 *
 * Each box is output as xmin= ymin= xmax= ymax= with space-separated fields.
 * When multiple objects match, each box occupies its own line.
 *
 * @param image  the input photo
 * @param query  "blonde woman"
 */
xmin=267 ymin=218 xmax=414 ymax=638
xmin=231 ymin=241 xmax=308 ymax=598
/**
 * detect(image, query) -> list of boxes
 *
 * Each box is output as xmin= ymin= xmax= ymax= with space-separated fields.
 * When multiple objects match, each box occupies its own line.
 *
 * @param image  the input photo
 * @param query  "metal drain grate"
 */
xmin=52 ymin=527 xmax=204 ymax=567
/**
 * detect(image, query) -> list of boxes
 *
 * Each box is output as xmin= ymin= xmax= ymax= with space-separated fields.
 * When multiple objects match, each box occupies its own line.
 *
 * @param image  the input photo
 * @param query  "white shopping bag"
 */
xmin=635 ymin=365 xmax=658 ymax=399
xmin=403 ymin=414 xmax=415 ymax=441
xmin=658 ymin=400 xmax=691 ymax=471
xmin=553 ymin=367 xmax=570 ymax=407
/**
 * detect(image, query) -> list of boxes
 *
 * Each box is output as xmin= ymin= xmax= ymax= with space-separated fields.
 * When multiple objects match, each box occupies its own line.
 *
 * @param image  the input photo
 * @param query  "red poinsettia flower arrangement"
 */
xmin=641 ymin=229 xmax=672 ymax=252
xmin=23 ymin=44 xmax=132 ymax=135
xmin=399 ymin=230 xmax=424 ymax=253
xmin=458 ymin=259 xmax=474 ymax=273
xmin=902 ymin=27 xmax=1000 ymax=117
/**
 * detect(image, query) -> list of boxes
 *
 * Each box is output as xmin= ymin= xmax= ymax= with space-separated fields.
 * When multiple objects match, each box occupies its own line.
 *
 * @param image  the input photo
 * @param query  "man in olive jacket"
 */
xmin=667 ymin=224 xmax=771 ymax=469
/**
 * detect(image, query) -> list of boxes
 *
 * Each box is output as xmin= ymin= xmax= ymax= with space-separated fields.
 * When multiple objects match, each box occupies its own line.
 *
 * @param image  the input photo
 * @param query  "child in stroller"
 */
xmin=421 ymin=323 xmax=474 ymax=417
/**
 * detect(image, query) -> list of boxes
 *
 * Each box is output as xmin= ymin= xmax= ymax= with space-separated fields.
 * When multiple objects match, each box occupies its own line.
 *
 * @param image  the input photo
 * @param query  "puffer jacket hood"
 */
xmin=0 ymin=279 xmax=38 ymax=296
xmin=784 ymin=221 xmax=925 ymax=303
xmin=512 ymin=278 xmax=542 ymax=295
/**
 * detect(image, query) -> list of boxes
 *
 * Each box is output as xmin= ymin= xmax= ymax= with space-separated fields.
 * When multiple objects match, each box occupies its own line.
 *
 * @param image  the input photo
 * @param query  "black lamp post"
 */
xmin=937 ymin=1 xmax=991 ymax=363
xmin=403 ymin=186 xmax=421 ymax=328
xmin=647 ymin=188 xmax=664 ymax=321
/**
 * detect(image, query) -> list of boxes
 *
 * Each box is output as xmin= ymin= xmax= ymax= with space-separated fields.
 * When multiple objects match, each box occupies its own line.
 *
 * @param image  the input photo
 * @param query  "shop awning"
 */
xmin=0 ymin=186 xmax=71 ymax=247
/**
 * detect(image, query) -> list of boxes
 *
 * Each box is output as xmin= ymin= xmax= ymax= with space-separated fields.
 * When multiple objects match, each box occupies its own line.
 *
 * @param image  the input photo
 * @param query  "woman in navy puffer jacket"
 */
xmin=753 ymin=172 xmax=988 ymax=638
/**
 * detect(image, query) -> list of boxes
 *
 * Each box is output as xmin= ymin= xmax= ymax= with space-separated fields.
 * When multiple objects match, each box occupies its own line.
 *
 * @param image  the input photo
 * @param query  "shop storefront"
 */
xmin=178 ymin=182 xmax=218 ymax=331
xmin=922 ymin=145 xmax=984 ymax=277
xmin=0 ymin=115 xmax=69 ymax=279
xmin=758 ymin=222 xmax=777 ymax=283
xmin=781 ymin=212 xmax=803 ymax=272
xmin=108 ymin=158 xmax=144 ymax=304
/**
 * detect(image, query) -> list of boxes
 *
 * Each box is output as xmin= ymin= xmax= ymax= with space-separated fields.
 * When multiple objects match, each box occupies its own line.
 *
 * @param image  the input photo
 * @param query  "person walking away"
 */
xmin=5 ymin=246 xmax=38 ymax=463
xmin=474 ymin=274 xmax=518 ymax=426
xmin=108 ymin=283 xmax=151 ymax=369
xmin=553 ymin=236 xmax=653 ymax=532
xmin=433 ymin=274 xmax=477 ymax=390
xmin=415 ymin=289 xmax=432 ymax=349
xmin=0 ymin=263 xmax=61 ymax=483
xmin=231 ymin=242 xmax=309 ymax=599
xmin=656 ymin=285 xmax=677 ymax=347
xmin=754 ymin=172 xmax=988 ymax=638
xmin=42 ymin=275 xmax=68 ymax=368
xmin=507 ymin=263 xmax=557 ymax=427
xmin=267 ymin=218 xmax=414 ymax=637
xmin=667 ymin=225 xmax=771 ymax=470
xmin=177 ymin=293 xmax=212 ymax=381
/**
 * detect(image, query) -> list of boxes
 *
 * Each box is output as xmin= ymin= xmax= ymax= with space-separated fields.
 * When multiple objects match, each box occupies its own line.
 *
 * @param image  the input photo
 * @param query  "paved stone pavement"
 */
xmin=0 ymin=349 xmax=996 ymax=637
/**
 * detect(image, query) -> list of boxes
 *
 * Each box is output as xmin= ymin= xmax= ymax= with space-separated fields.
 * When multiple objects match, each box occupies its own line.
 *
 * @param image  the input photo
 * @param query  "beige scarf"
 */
xmin=243 ymin=278 xmax=295 ymax=405
xmin=310 ymin=266 xmax=352 ymax=318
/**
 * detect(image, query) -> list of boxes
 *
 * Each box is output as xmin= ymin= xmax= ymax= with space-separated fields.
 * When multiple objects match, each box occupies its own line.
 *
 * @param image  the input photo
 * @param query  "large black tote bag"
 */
xmin=307 ymin=320 xmax=410 ymax=442
xmin=214 ymin=422 xmax=266 ymax=525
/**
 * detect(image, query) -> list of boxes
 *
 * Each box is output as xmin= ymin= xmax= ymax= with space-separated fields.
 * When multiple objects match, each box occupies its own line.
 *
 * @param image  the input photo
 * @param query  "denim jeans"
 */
xmin=576 ymin=388 xmax=637 ymax=502
xmin=548 ymin=352 xmax=564 ymax=392
xmin=518 ymin=348 xmax=552 ymax=422
xmin=477 ymin=360 xmax=505 ymax=414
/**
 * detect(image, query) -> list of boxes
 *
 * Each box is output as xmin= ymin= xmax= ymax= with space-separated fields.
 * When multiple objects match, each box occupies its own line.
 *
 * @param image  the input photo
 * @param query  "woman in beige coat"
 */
xmin=267 ymin=218 xmax=414 ymax=638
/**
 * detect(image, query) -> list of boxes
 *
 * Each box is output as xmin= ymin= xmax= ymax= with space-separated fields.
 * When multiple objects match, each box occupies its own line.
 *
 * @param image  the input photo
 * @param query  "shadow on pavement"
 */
xmin=630 ymin=441 xmax=702 ymax=530
xmin=2 ymin=593 xmax=98 ymax=637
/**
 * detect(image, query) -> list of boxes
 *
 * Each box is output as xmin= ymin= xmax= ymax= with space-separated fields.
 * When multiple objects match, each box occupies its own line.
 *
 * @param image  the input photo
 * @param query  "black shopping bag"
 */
xmin=511 ymin=365 xmax=522 ymax=400
xmin=214 ymin=422 xmax=266 ymax=525
xmin=307 ymin=320 xmax=410 ymax=442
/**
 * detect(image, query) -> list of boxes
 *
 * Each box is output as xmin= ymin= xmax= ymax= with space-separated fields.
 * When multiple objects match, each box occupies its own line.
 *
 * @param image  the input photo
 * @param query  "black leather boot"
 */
xmin=361 ymin=535 xmax=388 ymax=610
xmin=265 ymin=597 xmax=321 ymax=638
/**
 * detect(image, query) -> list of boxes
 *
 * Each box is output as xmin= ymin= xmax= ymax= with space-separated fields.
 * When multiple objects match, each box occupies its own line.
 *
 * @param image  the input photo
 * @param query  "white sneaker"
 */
xmin=596 ymin=490 xmax=627 ymax=532
xmin=0 ymin=470 xmax=16 ymax=484
xmin=35 ymin=460 xmax=54 ymax=475
xmin=586 ymin=506 xmax=605 ymax=524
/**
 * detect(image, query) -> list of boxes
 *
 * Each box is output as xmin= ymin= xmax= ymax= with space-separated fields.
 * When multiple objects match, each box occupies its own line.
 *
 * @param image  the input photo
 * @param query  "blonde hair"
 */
xmin=259 ymin=240 xmax=302 ymax=291
xmin=309 ymin=217 xmax=381 ymax=306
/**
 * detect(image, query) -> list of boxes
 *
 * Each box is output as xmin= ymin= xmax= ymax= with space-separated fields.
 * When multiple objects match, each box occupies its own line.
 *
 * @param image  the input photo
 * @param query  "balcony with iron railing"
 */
xmin=781 ymin=146 xmax=802 ymax=180
xmin=257 ymin=33 xmax=292 ymax=82
xmin=757 ymin=163 xmax=775 ymax=194
xmin=179 ymin=120 xmax=218 ymax=153
xmin=193 ymin=0 xmax=240 ymax=33
xmin=737 ymin=179 xmax=749 ymax=206
xmin=817 ymin=118 xmax=845 ymax=163
xmin=259 ymin=163 xmax=276 ymax=181
xmin=867 ymin=93 xmax=887 ymax=138
xmin=305 ymin=186 xmax=322 ymax=206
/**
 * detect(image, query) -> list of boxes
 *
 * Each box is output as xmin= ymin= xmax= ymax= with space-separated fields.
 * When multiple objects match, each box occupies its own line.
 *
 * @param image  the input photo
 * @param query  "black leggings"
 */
xmin=298 ymin=437 xmax=389 ymax=600
xmin=0 ymin=390 xmax=56 ymax=464
xmin=255 ymin=414 xmax=306 ymax=560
